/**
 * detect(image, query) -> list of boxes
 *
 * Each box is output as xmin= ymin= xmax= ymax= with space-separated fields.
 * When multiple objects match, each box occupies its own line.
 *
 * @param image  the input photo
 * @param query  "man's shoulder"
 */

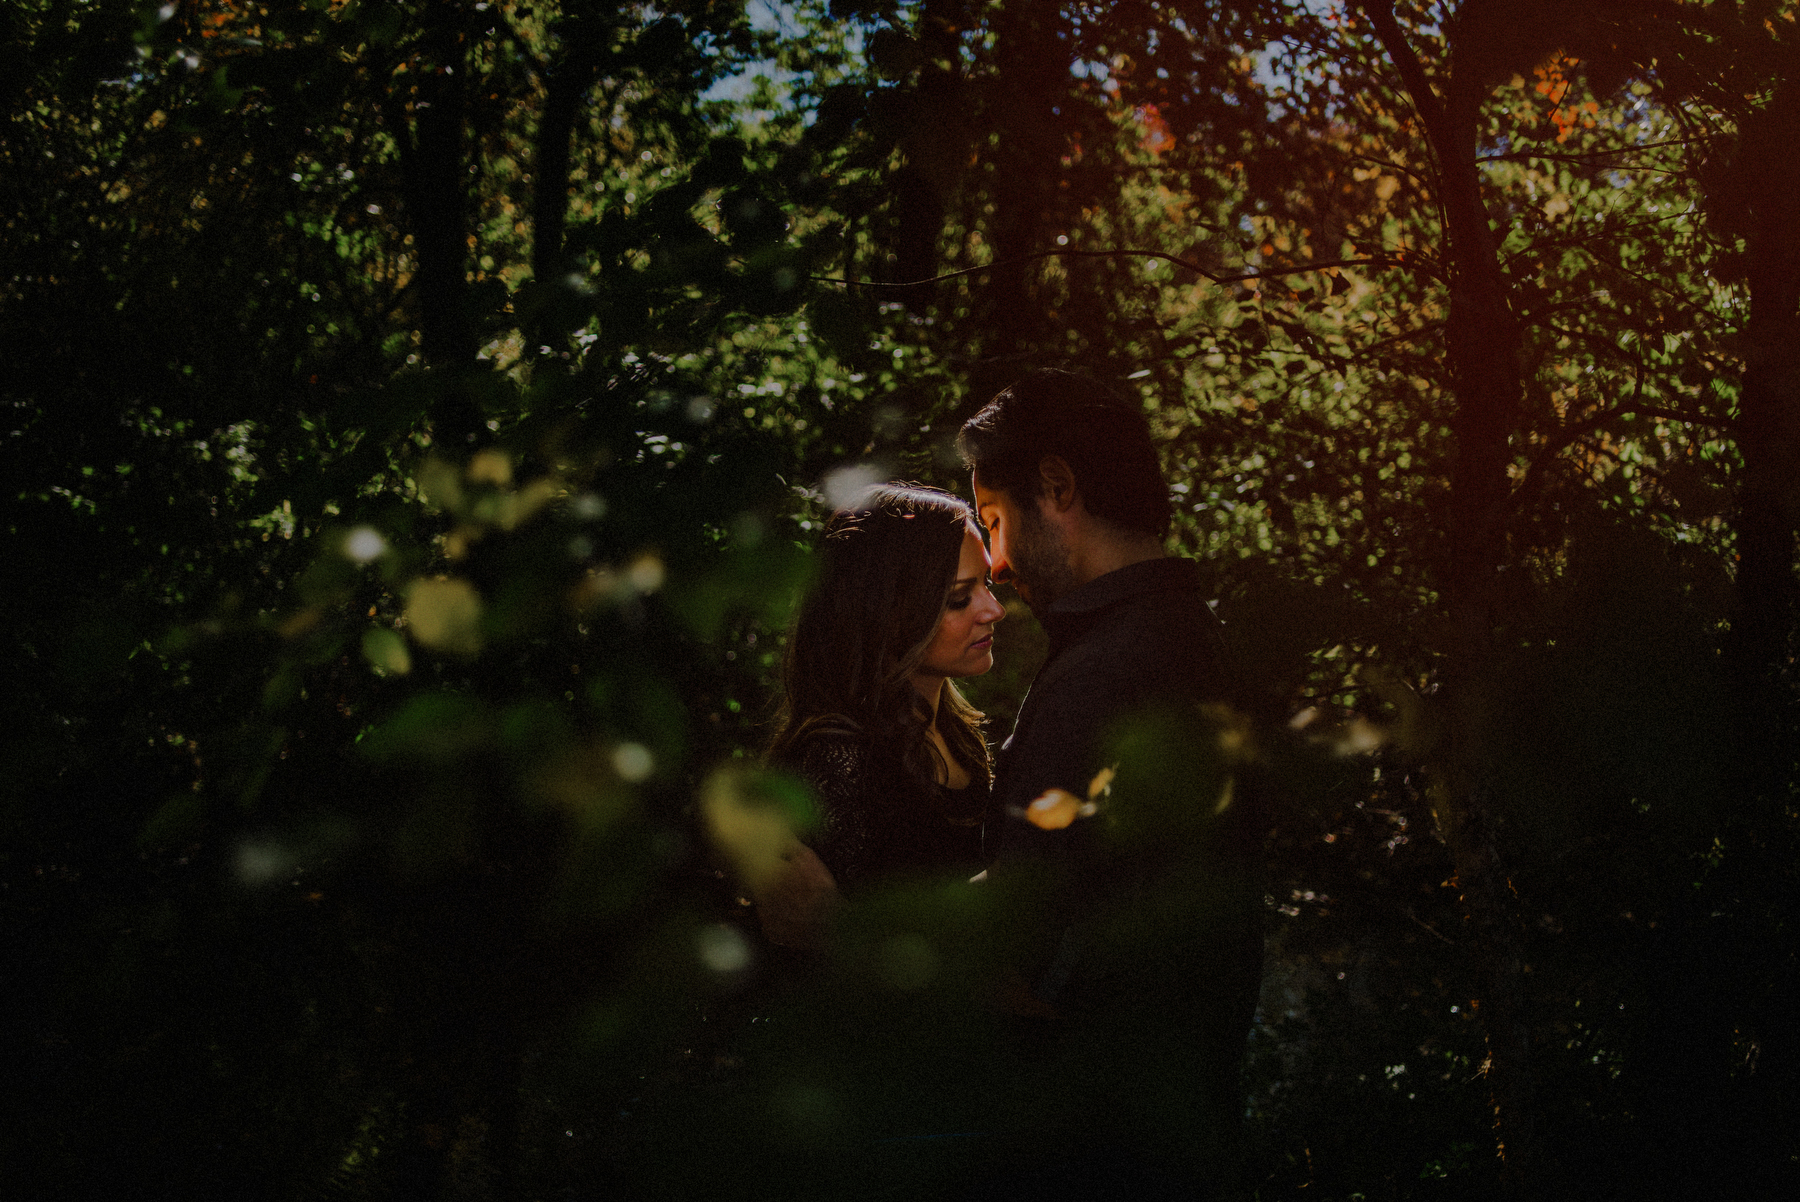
xmin=1042 ymin=582 xmax=1226 ymax=694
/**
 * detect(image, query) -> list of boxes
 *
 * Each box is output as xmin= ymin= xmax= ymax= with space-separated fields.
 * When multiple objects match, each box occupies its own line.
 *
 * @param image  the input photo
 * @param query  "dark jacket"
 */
xmin=992 ymin=557 xmax=1263 ymax=1118
xmin=986 ymin=557 xmax=1267 ymax=1187
xmin=995 ymin=556 xmax=1235 ymax=868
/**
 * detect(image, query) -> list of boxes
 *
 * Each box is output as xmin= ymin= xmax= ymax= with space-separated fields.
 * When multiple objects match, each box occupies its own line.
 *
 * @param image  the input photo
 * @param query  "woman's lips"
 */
xmin=970 ymin=635 xmax=993 ymax=651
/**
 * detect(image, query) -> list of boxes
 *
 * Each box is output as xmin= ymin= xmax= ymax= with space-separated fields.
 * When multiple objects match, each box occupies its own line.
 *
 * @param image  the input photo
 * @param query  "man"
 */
xmin=961 ymin=369 xmax=1264 ymax=1198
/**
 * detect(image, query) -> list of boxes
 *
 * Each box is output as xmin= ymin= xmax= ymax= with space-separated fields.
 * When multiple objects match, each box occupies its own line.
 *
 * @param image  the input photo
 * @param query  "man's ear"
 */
xmin=1036 ymin=455 xmax=1080 ymax=515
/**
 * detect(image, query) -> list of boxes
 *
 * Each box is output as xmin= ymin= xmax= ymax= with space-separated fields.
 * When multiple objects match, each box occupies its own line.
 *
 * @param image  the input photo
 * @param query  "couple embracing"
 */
xmin=763 ymin=370 xmax=1264 ymax=1199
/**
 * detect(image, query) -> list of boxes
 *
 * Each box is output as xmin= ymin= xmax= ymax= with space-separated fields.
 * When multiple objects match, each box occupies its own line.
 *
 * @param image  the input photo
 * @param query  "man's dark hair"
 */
xmin=958 ymin=369 xmax=1172 ymax=539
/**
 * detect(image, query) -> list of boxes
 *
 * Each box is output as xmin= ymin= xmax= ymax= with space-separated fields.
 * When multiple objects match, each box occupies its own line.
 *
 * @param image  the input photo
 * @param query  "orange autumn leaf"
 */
xmin=1019 ymin=764 xmax=1117 ymax=830
xmin=1025 ymin=789 xmax=1084 ymax=830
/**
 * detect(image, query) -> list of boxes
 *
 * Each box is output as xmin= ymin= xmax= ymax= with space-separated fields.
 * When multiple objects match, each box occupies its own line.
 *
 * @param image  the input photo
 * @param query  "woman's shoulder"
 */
xmin=780 ymin=713 xmax=864 ymax=751
xmin=776 ymin=718 xmax=870 ymax=778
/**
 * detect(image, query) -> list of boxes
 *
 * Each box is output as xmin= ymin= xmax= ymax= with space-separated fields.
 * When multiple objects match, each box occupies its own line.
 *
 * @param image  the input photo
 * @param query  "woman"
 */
xmin=769 ymin=483 xmax=1006 ymax=894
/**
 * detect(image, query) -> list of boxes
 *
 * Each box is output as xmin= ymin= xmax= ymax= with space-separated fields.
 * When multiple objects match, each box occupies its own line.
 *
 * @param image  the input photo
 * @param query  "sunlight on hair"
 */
xmin=821 ymin=462 xmax=885 ymax=511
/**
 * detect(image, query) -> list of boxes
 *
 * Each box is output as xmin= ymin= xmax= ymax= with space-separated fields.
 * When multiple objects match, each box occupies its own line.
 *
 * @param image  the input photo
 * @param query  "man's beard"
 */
xmin=1010 ymin=504 xmax=1078 ymax=613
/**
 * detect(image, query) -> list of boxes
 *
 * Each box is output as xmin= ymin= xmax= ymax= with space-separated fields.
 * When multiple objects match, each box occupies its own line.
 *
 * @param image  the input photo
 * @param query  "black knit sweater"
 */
xmin=786 ymin=729 xmax=998 ymax=891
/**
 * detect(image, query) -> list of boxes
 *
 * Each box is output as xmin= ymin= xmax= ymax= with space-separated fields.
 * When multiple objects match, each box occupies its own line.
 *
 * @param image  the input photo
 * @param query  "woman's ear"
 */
xmin=1036 ymin=454 xmax=1080 ymax=514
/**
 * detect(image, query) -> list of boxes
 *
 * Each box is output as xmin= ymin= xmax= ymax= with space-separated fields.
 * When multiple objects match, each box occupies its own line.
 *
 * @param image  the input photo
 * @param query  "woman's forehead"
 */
xmin=957 ymin=526 xmax=991 ymax=569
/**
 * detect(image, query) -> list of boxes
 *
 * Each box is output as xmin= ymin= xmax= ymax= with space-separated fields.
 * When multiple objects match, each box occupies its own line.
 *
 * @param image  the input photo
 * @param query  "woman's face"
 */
xmin=913 ymin=524 xmax=1005 ymax=689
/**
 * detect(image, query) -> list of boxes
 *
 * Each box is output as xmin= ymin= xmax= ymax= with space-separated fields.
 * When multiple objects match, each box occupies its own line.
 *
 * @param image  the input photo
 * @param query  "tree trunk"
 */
xmin=978 ymin=3 xmax=1072 ymax=374
xmin=1359 ymin=3 xmax=1538 ymax=1186
xmin=1731 ymin=76 xmax=1800 ymax=791
xmin=403 ymin=1 xmax=477 ymax=372
xmin=1707 ymin=64 xmax=1800 ymax=1185
xmin=388 ymin=0 xmax=484 ymax=446
xmin=531 ymin=16 xmax=610 ymax=289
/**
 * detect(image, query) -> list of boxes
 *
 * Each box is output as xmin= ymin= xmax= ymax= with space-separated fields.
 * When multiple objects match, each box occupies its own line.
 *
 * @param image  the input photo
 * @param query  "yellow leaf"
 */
xmin=404 ymin=576 xmax=484 ymax=657
xmin=496 ymin=476 xmax=561 ymax=530
xmin=702 ymin=768 xmax=800 ymax=893
xmin=416 ymin=458 xmax=464 ymax=514
xmin=467 ymin=449 xmax=512 ymax=486
xmin=361 ymin=627 xmax=411 ymax=676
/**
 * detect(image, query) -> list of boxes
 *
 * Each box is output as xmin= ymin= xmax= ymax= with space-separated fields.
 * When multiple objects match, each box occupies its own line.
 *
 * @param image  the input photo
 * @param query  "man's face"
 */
xmin=972 ymin=468 xmax=1077 ymax=613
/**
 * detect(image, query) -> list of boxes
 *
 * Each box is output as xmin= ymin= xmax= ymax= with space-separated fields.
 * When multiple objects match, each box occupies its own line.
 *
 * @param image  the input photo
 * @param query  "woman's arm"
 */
xmin=754 ymin=841 xmax=839 ymax=950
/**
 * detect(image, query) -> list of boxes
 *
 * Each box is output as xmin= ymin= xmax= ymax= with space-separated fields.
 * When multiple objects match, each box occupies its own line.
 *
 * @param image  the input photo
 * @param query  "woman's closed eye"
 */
xmin=946 ymin=580 xmax=995 ymax=611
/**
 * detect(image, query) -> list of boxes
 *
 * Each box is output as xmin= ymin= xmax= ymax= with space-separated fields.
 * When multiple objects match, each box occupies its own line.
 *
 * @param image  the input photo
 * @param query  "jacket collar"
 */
xmin=1038 ymin=556 xmax=1201 ymax=641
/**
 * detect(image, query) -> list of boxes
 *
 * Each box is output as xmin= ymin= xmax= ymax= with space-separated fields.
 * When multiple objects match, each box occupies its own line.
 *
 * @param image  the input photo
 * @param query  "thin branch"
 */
xmin=1357 ymin=3 xmax=1451 ymax=156
xmin=810 ymin=248 xmax=1409 ymax=290
xmin=1406 ymin=905 xmax=1459 ymax=946
xmin=1354 ymin=4 xmax=1456 ymax=263
xmin=1340 ymin=149 xmax=1434 ymax=186
xmin=1520 ymin=390 xmax=1735 ymax=511
xmin=1340 ymin=318 xmax=1450 ymax=368
xmin=1612 ymin=403 xmax=1736 ymax=431
xmin=1478 ymin=137 xmax=1705 ymax=165
xmin=1516 ymin=356 xmax=1646 ymax=509
xmin=1579 ymin=247 xmax=1722 ymax=324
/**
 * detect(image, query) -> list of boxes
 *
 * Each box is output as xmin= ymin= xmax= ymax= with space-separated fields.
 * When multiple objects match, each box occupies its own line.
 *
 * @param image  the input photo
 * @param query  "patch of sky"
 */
xmin=703 ymin=0 xmax=863 ymax=119
xmin=1255 ymin=40 xmax=1293 ymax=96
xmin=1071 ymin=58 xmax=1112 ymax=84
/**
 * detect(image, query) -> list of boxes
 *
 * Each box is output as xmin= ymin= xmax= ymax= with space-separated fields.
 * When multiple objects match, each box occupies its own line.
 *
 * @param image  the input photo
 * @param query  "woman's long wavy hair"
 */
xmin=770 ymin=483 xmax=991 ymax=805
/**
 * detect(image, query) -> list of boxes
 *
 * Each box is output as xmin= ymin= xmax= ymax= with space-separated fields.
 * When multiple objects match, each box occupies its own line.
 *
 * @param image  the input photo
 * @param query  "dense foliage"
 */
xmin=4 ymin=1 xmax=1797 ymax=1198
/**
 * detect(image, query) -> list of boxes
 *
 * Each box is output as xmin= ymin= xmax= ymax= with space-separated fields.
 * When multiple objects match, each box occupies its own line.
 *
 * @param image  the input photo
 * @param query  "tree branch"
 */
xmin=531 ymin=32 xmax=609 ymax=286
xmin=1478 ymin=137 xmax=1703 ymax=164
xmin=1356 ymin=2 xmax=1452 ymax=159
xmin=811 ymin=248 xmax=1411 ymax=290
xmin=1614 ymin=403 xmax=1737 ymax=431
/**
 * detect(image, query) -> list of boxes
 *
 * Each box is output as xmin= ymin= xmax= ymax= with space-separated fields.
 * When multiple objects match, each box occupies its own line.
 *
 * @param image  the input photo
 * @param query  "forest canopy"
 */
xmin=3 ymin=1 xmax=1797 ymax=1198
